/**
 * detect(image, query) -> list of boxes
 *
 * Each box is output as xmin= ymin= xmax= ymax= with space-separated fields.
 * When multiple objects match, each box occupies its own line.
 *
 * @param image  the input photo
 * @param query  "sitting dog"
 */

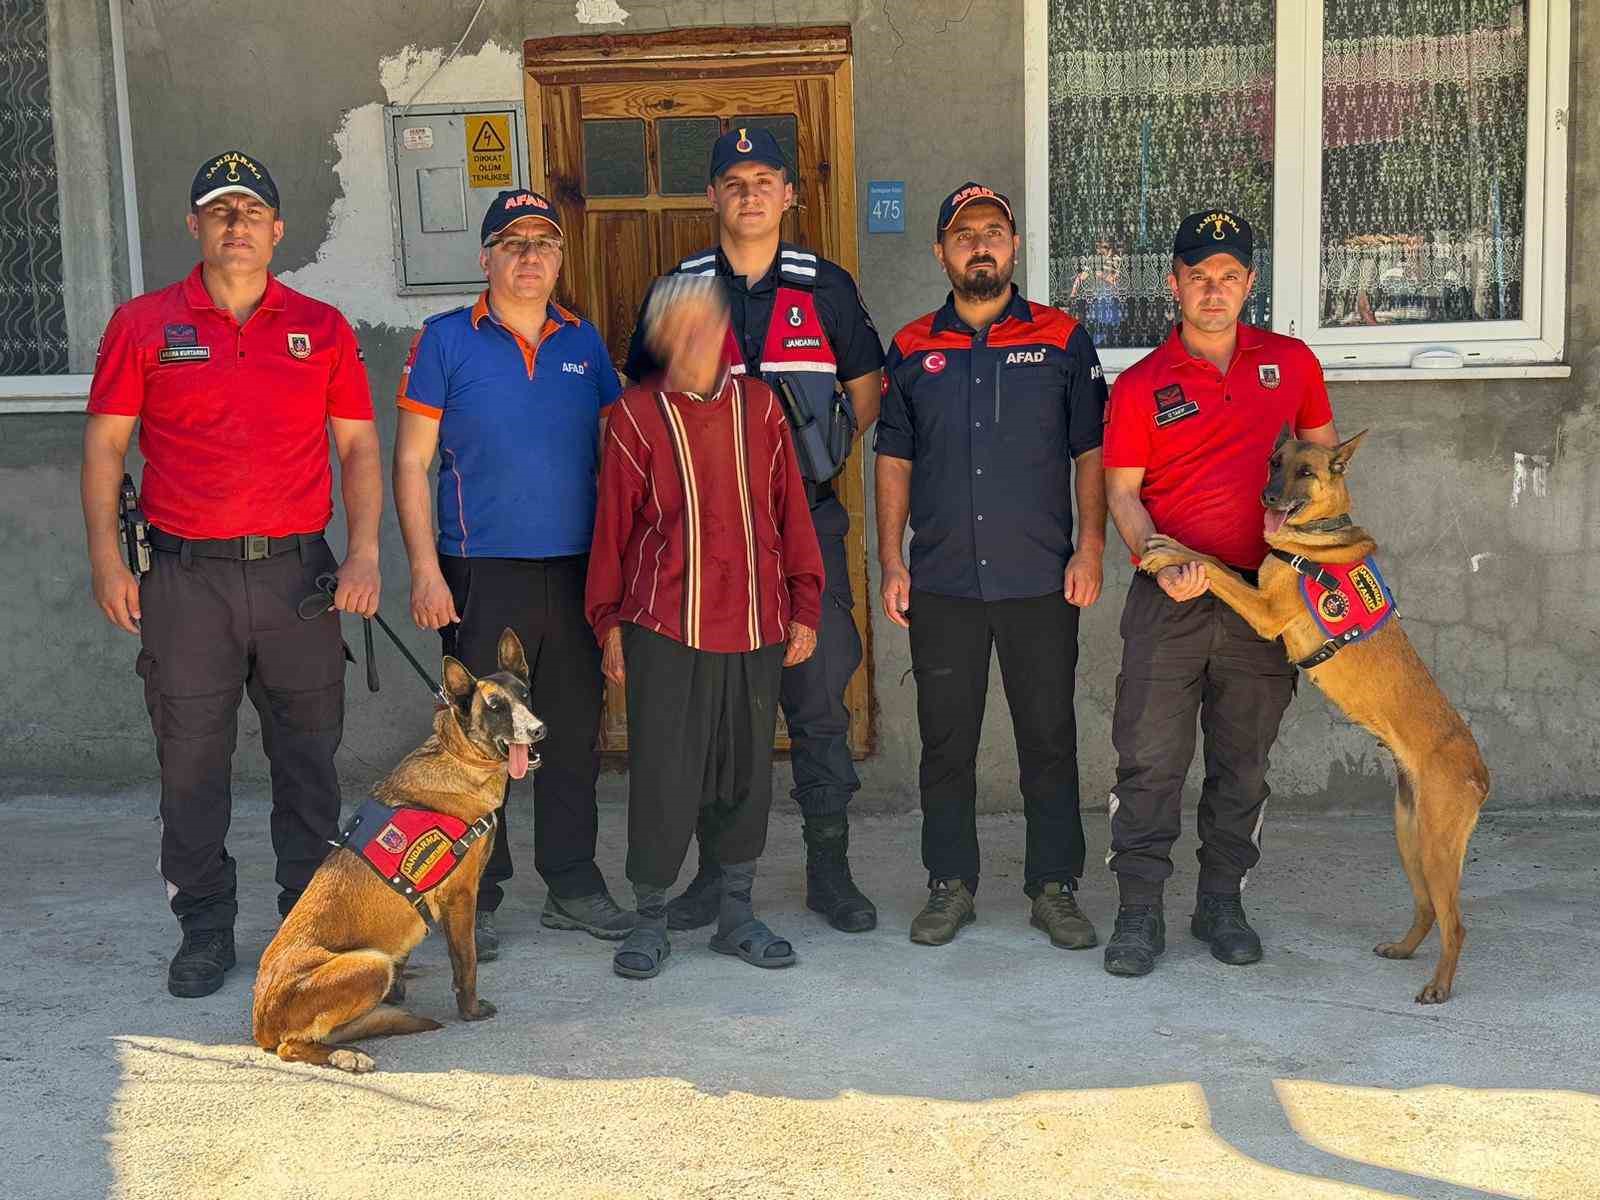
xmin=252 ymin=628 xmax=544 ymax=1071
xmin=1139 ymin=430 xmax=1488 ymax=1004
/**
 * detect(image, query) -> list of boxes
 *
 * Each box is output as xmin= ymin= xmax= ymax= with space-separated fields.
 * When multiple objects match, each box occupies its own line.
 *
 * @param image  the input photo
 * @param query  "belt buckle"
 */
xmin=244 ymin=534 xmax=270 ymax=561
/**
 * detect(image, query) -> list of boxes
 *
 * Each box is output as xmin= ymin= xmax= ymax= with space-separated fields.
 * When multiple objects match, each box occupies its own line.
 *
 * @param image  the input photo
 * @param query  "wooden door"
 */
xmin=524 ymin=27 xmax=873 ymax=757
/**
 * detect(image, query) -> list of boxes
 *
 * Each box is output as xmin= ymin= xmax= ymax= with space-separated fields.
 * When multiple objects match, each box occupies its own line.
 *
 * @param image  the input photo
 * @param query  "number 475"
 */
xmin=872 ymin=199 xmax=902 ymax=220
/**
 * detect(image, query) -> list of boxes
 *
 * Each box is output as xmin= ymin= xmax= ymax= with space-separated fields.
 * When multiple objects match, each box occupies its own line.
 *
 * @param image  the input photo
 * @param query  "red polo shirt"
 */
xmin=88 ymin=264 xmax=373 ymax=539
xmin=1104 ymin=324 xmax=1333 ymax=570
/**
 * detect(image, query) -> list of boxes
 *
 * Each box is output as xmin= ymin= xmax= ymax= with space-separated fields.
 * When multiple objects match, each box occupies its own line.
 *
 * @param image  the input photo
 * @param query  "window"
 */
xmin=0 ymin=0 xmax=142 ymax=409
xmin=1024 ymin=0 xmax=1571 ymax=376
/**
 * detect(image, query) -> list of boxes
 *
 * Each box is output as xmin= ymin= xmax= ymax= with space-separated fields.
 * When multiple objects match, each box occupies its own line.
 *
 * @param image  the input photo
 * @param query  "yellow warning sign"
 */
xmin=464 ymin=113 xmax=513 ymax=189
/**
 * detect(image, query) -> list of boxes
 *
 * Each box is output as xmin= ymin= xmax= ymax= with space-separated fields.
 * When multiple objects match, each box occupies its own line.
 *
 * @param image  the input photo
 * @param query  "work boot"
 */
xmin=167 ymin=928 xmax=236 ymax=998
xmin=666 ymin=858 xmax=722 ymax=931
xmin=1030 ymin=882 xmax=1098 ymax=949
xmin=1191 ymin=892 xmax=1263 ymax=965
xmin=541 ymin=891 xmax=635 ymax=940
xmin=909 ymin=880 xmax=975 ymax=946
xmin=1103 ymin=904 xmax=1165 ymax=977
xmin=802 ymin=814 xmax=878 ymax=932
xmin=474 ymin=911 xmax=499 ymax=962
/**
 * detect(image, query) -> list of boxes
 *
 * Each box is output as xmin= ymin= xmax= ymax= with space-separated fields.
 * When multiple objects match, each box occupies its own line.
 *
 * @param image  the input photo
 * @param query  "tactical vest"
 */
xmin=333 ymin=796 xmax=496 ymax=916
xmin=675 ymin=245 xmax=854 ymax=483
xmin=1270 ymin=551 xmax=1397 ymax=669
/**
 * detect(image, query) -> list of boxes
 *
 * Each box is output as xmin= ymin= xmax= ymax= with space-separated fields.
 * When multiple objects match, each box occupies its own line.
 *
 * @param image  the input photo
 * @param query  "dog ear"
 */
xmin=442 ymin=656 xmax=476 ymax=704
xmin=1274 ymin=422 xmax=1293 ymax=450
xmin=497 ymin=628 xmax=529 ymax=682
xmin=1330 ymin=429 xmax=1369 ymax=475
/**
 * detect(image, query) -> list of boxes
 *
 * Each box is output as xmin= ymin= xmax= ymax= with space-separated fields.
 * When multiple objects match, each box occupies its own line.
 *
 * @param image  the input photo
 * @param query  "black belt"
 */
xmin=804 ymin=480 xmax=835 ymax=506
xmin=149 ymin=527 xmax=322 ymax=561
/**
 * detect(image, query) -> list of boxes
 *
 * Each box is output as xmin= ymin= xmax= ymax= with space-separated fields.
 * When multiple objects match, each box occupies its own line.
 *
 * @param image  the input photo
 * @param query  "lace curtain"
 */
xmin=1047 ymin=0 xmax=1276 ymax=348
xmin=1320 ymin=0 xmax=1529 ymax=327
xmin=0 ymin=0 xmax=67 ymax=375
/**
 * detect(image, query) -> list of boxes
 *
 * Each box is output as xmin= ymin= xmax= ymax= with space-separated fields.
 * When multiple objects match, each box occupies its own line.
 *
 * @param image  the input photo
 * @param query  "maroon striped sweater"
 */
xmin=586 ymin=374 xmax=824 ymax=653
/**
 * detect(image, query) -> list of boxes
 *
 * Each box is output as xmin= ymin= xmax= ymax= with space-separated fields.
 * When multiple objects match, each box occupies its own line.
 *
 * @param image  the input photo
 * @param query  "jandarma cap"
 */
xmin=935 ymin=182 xmax=1014 ymax=240
xmin=708 ymin=126 xmax=788 ymax=181
xmin=190 ymin=150 xmax=279 ymax=209
xmin=480 ymin=188 xmax=562 ymax=246
xmin=1173 ymin=210 xmax=1254 ymax=268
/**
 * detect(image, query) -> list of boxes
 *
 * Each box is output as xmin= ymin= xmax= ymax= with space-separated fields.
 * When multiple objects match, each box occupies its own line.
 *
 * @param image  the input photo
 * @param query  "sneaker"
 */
xmin=1191 ymin=892 xmax=1263 ymax=965
xmin=1030 ymin=882 xmax=1098 ymax=949
xmin=167 ymin=928 xmax=236 ymax=998
xmin=666 ymin=864 xmax=723 ymax=931
xmin=1103 ymin=904 xmax=1166 ymax=977
xmin=541 ymin=891 xmax=635 ymax=940
xmin=909 ymin=880 xmax=976 ymax=946
xmin=474 ymin=911 xmax=500 ymax=962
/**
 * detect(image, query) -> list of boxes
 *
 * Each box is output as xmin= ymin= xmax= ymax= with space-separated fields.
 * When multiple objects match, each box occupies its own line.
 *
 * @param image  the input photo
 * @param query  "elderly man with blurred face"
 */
xmin=393 ymin=189 xmax=627 ymax=959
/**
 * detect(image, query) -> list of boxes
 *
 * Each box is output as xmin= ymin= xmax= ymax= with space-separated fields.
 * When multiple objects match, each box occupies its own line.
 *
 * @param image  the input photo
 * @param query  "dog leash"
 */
xmin=298 ymin=573 xmax=451 ymax=708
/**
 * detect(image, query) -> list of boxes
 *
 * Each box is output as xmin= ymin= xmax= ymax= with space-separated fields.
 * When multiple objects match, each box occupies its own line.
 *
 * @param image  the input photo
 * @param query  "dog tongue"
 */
xmin=1264 ymin=508 xmax=1288 ymax=536
xmin=508 ymin=742 xmax=529 ymax=780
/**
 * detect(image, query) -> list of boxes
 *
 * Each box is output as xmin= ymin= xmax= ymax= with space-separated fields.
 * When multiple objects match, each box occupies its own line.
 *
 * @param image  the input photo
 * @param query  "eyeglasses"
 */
xmin=947 ymin=226 xmax=1013 ymax=249
xmin=491 ymin=235 xmax=564 ymax=258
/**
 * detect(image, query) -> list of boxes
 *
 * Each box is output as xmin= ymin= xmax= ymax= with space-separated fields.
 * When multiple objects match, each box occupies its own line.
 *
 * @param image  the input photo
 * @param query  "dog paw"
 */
xmin=1373 ymin=942 xmax=1413 ymax=959
xmin=460 ymin=998 xmax=497 ymax=1022
xmin=329 ymin=1048 xmax=377 ymax=1073
xmin=1415 ymin=982 xmax=1451 ymax=1005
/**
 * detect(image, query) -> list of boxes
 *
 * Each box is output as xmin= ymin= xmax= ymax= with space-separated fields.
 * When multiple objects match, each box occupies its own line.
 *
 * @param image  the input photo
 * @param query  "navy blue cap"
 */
xmin=708 ymin=126 xmax=788 ymax=181
xmin=191 ymin=150 xmax=279 ymax=209
xmin=480 ymin=188 xmax=562 ymax=246
xmin=935 ymin=182 xmax=1014 ymax=240
xmin=1173 ymin=210 xmax=1254 ymax=267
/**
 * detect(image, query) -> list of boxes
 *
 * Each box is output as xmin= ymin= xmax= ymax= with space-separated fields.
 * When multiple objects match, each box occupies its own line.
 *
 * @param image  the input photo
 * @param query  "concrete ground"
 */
xmin=1 ymin=785 xmax=1597 ymax=1200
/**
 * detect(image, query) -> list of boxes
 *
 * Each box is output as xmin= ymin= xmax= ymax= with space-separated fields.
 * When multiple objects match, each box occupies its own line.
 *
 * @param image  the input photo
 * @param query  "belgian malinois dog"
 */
xmin=253 ymin=629 xmax=544 ymax=1071
xmin=1139 ymin=430 xmax=1488 ymax=1004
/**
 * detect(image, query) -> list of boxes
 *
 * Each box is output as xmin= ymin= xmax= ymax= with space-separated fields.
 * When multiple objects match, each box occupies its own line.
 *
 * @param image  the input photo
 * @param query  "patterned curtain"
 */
xmin=0 ymin=0 xmax=66 ymax=376
xmin=1046 ymin=0 xmax=1275 ymax=348
xmin=1321 ymin=0 xmax=1528 ymax=327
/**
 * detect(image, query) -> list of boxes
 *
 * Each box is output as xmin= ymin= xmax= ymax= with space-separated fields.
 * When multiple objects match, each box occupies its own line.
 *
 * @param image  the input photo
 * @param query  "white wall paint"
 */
xmin=277 ymin=39 xmax=523 ymax=330
xmin=575 ymin=0 xmax=630 ymax=23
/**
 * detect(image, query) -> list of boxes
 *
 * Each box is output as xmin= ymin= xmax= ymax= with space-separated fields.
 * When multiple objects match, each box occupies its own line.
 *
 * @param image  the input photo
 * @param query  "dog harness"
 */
xmin=1270 ymin=550 xmax=1397 ymax=669
xmin=333 ymin=796 xmax=496 ymax=916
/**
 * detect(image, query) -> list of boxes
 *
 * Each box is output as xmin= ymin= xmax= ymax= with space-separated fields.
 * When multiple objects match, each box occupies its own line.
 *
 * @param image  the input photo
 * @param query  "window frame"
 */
xmin=1023 ymin=0 xmax=1572 ymax=378
xmin=1 ymin=0 xmax=145 ymax=412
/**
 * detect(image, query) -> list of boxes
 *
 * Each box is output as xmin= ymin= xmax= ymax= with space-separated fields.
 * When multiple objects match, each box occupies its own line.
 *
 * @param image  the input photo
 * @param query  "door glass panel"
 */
xmin=582 ymin=118 xmax=647 ymax=197
xmin=733 ymin=114 xmax=799 ymax=174
xmin=658 ymin=117 xmax=721 ymax=195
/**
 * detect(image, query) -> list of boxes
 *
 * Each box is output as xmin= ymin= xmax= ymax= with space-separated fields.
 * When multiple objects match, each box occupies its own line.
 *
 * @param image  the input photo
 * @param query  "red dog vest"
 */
xmin=335 ymin=797 xmax=496 ymax=914
xmin=1271 ymin=551 xmax=1396 ymax=668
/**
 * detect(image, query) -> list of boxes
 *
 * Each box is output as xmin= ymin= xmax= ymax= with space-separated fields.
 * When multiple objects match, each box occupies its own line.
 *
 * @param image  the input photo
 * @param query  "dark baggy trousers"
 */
xmin=908 ymin=588 xmax=1087 ymax=897
xmin=439 ymin=554 xmax=605 ymax=910
xmin=622 ymin=624 xmax=785 ymax=889
xmin=1109 ymin=572 xmax=1297 ymax=904
xmin=136 ymin=535 xmax=346 ymax=931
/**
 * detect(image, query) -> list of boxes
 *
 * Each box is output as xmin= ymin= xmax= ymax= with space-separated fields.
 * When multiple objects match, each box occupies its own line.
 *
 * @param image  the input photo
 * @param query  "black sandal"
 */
xmin=709 ymin=918 xmax=796 ymax=969
xmin=613 ymin=926 xmax=671 ymax=980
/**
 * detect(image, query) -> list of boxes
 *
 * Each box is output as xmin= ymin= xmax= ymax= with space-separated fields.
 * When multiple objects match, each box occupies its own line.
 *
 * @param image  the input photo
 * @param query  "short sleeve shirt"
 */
xmin=623 ymin=245 xmax=883 ymax=386
xmin=398 ymin=293 xmax=622 ymax=559
xmin=875 ymin=287 xmax=1108 ymax=601
xmin=87 ymin=264 xmax=373 ymax=540
xmin=1103 ymin=324 xmax=1334 ymax=569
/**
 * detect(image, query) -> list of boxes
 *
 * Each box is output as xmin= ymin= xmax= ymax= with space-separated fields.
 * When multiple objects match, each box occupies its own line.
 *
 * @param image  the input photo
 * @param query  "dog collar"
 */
xmin=1294 ymin=514 xmax=1354 ymax=533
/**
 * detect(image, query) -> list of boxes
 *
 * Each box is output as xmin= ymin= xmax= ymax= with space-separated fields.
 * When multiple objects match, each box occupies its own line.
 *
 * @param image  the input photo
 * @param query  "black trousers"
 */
xmin=908 ymin=588 xmax=1086 ymax=896
xmin=439 ymin=554 xmax=605 ymax=909
xmin=622 ymin=624 xmax=784 ymax=889
xmin=137 ymin=535 xmax=345 ymax=931
xmin=1109 ymin=572 xmax=1297 ymax=904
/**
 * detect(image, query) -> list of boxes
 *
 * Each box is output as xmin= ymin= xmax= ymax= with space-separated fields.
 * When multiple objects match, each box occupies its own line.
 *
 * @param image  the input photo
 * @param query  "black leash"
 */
xmin=299 ymin=573 xmax=450 ymax=707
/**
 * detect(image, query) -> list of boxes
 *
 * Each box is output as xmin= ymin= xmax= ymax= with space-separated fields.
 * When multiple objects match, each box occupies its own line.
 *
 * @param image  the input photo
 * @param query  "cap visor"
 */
xmin=711 ymin=153 xmax=787 ymax=180
xmin=489 ymin=214 xmax=562 ymax=242
xmin=1176 ymin=246 xmax=1251 ymax=268
xmin=940 ymin=195 xmax=1014 ymax=233
xmin=193 ymin=185 xmax=272 ymax=208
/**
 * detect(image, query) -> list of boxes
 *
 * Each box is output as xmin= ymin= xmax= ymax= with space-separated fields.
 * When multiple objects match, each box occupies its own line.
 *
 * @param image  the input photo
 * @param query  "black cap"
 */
xmin=708 ymin=126 xmax=787 ymax=181
xmin=480 ymin=188 xmax=562 ymax=246
xmin=1173 ymin=210 xmax=1254 ymax=268
xmin=935 ymin=182 xmax=1014 ymax=240
xmin=190 ymin=150 xmax=279 ymax=209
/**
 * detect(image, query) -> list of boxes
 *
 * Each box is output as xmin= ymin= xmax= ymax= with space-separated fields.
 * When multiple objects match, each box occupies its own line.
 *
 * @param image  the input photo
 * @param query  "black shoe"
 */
xmin=802 ymin=815 xmax=878 ymax=933
xmin=1191 ymin=892 xmax=1263 ymax=965
xmin=1103 ymin=905 xmax=1165 ymax=977
xmin=167 ymin=928 xmax=236 ymax=998
xmin=666 ymin=863 xmax=723 ymax=931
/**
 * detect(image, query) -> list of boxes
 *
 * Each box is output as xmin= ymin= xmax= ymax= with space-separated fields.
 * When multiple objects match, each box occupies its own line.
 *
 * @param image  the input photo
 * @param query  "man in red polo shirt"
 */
xmin=81 ymin=150 xmax=382 ymax=998
xmin=1101 ymin=210 xmax=1337 ymax=979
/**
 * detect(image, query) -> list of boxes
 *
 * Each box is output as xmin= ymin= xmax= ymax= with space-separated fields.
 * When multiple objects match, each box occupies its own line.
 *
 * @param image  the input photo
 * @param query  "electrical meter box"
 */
xmin=384 ymin=102 xmax=529 ymax=294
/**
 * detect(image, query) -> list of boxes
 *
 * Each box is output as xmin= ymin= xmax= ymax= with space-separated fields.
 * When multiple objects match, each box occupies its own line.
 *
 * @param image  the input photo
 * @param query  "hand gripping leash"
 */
xmin=298 ymin=573 xmax=450 ymax=708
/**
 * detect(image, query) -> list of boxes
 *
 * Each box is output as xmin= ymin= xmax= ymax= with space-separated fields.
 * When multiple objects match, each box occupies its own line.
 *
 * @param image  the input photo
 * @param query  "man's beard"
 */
xmin=951 ymin=256 xmax=1014 ymax=301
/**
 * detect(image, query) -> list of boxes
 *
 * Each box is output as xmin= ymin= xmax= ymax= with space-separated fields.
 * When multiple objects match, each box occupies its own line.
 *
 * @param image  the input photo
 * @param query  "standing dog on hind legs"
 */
xmin=252 ymin=628 xmax=544 ymax=1070
xmin=1139 ymin=429 xmax=1489 ymax=1003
